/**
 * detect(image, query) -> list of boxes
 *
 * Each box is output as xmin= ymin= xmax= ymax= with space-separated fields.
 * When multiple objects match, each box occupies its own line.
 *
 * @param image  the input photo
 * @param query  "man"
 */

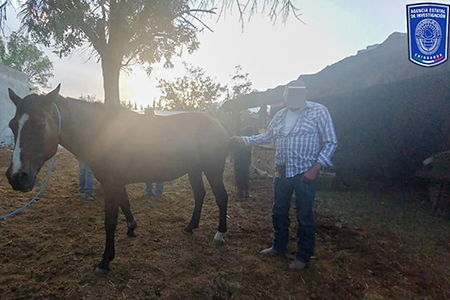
xmin=144 ymin=182 xmax=164 ymax=197
xmin=233 ymin=82 xmax=338 ymax=270
xmin=78 ymin=159 xmax=94 ymax=201
xmin=143 ymin=107 xmax=164 ymax=197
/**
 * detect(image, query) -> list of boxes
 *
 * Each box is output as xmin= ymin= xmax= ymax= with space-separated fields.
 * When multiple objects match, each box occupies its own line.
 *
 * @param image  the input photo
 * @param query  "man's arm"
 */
xmin=238 ymin=112 xmax=281 ymax=146
xmin=316 ymin=107 xmax=338 ymax=167
xmin=302 ymin=107 xmax=338 ymax=182
xmin=241 ymin=128 xmax=274 ymax=146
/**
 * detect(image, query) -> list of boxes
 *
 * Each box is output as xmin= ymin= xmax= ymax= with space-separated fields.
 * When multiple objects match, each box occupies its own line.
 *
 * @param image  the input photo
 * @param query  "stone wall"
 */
xmin=0 ymin=64 xmax=29 ymax=145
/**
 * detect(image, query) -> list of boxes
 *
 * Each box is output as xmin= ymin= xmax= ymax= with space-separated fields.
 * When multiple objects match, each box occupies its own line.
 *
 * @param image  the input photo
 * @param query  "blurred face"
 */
xmin=284 ymin=86 xmax=307 ymax=111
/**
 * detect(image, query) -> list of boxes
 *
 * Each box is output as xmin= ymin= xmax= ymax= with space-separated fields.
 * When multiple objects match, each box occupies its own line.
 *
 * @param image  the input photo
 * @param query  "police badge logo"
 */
xmin=407 ymin=3 xmax=449 ymax=67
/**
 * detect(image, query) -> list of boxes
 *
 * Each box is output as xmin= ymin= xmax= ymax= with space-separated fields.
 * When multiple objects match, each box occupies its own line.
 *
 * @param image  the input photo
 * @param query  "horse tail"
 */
xmin=229 ymin=137 xmax=252 ymax=199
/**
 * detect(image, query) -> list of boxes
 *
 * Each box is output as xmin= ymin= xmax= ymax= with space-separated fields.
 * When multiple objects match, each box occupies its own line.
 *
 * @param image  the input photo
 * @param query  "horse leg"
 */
xmin=184 ymin=171 xmax=206 ymax=233
xmin=119 ymin=188 xmax=138 ymax=237
xmin=205 ymin=167 xmax=228 ymax=243
xmin=94 ymin=185 xmax=120 ymax=275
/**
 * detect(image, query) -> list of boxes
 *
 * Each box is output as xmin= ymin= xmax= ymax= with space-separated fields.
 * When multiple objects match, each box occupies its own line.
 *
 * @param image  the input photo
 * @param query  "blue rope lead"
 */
xmin=0 ymin=103 xmax=61 ymax=220
xmin=0 ymin=156 xmax=55 ymax=220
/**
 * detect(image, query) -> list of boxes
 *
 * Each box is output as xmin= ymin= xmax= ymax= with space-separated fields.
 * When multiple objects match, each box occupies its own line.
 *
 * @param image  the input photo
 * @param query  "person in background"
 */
xmin=234 ymin=126 xmax=254 ymax=199
xmin=78 ymin=159 xmax=94 ymax=201
xmin=232 ymin=81 xmax=338 ymax=270
xmin=143 ymin=106 xmax=164 ymax=197
xmin=144 ymin=182 xmax=164 ymax=197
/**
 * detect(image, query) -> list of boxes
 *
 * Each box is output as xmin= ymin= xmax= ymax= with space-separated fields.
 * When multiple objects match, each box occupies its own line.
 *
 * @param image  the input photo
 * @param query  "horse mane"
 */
xmin=57 ymin=96 xmax=139 ymax=124
xmin=60 ymin=96 xmax=135 ymax=115
xmin=51 ymin=96 xmax=148 ymax=152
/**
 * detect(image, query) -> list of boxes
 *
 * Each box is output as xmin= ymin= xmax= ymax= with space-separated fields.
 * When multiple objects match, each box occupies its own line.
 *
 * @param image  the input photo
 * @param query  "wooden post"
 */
xmin=233 ymin=108 xmax=241 ymax=136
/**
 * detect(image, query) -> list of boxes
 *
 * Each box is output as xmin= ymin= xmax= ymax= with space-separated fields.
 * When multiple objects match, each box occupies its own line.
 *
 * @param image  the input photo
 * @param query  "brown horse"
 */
xmin=5 ymin=85 xmax=230 ymax=274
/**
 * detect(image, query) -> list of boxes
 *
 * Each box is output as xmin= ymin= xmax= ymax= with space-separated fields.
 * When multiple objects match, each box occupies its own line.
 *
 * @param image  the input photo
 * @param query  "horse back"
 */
xmin=95 ymin=112 xmax=230 ymax=183
xmin=161 ymin=113 xmax=230 ymax=165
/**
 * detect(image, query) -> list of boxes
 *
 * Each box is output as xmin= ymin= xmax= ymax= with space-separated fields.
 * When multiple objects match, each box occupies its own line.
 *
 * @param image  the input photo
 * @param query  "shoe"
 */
xmin=289 ymin=259 xmax=310 ymax=270
xmin=143 ymin=193 xmax=153 ymax=197
xmin=83 ymin=193 xmax=95 ymax=201
xmin=260 ymin=247 xmax=286 ymax=257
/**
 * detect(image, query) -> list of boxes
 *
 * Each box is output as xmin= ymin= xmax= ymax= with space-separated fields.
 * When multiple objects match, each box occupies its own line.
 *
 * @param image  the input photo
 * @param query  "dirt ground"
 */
xmin=0 ymin=148 xmax=449 ymax=300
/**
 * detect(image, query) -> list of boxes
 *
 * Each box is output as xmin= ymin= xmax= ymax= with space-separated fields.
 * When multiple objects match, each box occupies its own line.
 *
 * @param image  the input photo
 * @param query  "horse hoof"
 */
xmin=127 ymin=231 xmax=138 ymax=238
xmin=213 ymin=238 xmax=225 ymax=245
xmin=93 ymin=267 xmax=110 ymax=276
xmin=183 ymin=227 xmax=194 ymax=235
xmin=213 ymin=231 xmax=226 ymax=244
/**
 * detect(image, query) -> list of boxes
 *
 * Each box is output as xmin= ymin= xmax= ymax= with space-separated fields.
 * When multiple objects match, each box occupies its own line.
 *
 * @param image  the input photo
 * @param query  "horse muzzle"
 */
xmin=6 ymin=167 xmax=36 ymax=192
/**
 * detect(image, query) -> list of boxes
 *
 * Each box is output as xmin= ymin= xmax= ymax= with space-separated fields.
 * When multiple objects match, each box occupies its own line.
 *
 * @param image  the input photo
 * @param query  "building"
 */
xmin=0 ymin=64 xmax=29 ymax=146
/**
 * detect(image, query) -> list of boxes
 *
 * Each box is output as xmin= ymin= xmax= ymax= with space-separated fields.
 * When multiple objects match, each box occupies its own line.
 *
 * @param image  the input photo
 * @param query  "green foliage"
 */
xmin=158 ymin=62 xmax=226 ymax=111
xmin=16 ymin=1 xmax=301 ymax=105
xmin=225 ymin=65 xmax=257 ymax=129
xmin=19 ymin=1 xmax=201 ymax=66
xmin=120 ymin=100 xmax=140 ymax=110
xmin=226 ymin=65 xmax=254 ymax=102
xmin=5 ymin=1 xmax=303 ymax=33
xmin=121 ymin=100 xmax=132 ymax=110
xmin=0 ymin=37 xmax=5 ymax=61
xmin=18 ymin=0 xmax=209 ymax=104
xmin=0 ymin=32 xmax=54 ymax=90
xmin=18 ymin=1 xmax=301 ymax=60
xmin=157 ymin=63 xmax=257 ymax=115
xmin=79 ymin=94 xmax=100 ymax=102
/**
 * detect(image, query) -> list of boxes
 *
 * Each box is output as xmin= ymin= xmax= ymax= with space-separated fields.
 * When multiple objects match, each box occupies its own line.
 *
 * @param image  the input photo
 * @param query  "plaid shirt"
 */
xmin=242 ymin=101 xmax=338 ymax=178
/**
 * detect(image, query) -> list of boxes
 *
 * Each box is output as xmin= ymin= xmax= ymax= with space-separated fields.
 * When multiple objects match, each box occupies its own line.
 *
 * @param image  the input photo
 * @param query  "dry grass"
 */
xmin=0 ymin=148 xmax=449 ymax=300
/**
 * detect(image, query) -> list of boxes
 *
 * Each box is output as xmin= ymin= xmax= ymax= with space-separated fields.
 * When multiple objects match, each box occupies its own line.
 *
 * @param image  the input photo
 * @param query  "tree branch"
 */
xmin=122 ymin=44 xmax=145 ymax=67
xmin=177 ymin=8 xmax=216 ymax=18
xmin=76 ymin=20 xmax=106 ymax=55
xmin=121 ymin=55 xmax=134 ymax=68
xmin=185 ymin=12 xmax=214 ymax=33
xmin=124 ymin=31 xmax=161 ymax=59
xmin=0 ymin=0 xmax=8 ymax=32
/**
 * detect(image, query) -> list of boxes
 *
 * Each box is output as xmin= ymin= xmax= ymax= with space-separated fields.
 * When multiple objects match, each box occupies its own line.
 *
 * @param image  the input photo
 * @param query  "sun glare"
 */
xmin=120 ymin=68 xmax=158 ymax=109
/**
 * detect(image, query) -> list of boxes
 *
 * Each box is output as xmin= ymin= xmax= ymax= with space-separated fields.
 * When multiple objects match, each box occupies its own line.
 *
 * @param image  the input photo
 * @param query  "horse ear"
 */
xmin=44 ymin=84 xmax=61 ymax=105
xmin=8 ymin=88 xmax=22 ymax=107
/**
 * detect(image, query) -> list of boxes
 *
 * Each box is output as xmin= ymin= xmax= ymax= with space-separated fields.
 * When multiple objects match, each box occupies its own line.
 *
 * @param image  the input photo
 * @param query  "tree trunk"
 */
xmin=101 ymin=53 xmax=122 ymax=107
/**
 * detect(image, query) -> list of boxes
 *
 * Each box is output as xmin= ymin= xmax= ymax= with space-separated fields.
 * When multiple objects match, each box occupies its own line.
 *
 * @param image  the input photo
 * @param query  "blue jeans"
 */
xmin=145 ymin=183 xmax=164 ymax=196
xmin=272 ymin=174 xmax=316 ymax=263
xmin=78 ymin=160 xmax=94 ymax=195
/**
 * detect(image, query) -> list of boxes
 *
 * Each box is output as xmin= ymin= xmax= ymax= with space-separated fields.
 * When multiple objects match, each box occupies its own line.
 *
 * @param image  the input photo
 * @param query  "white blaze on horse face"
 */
xmin=11 ymin=113 xmax=30 ymax=174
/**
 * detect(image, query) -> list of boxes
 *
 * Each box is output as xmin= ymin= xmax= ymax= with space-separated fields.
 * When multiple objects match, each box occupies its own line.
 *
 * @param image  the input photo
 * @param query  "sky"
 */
xmin=5 ymin=0 xmax=450 ymax=108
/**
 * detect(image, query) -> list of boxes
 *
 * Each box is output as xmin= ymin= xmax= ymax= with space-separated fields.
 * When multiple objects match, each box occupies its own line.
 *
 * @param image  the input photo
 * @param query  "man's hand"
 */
xmin=301 ymin=162 xmax=321 ymax=183
xmin=230 ymin=136 xmax=245 ymax=146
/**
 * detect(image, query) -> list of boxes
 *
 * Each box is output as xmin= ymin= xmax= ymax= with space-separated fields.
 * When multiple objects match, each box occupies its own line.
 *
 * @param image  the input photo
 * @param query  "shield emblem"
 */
xmin=407 ymin=3 xmax=449 ymax=67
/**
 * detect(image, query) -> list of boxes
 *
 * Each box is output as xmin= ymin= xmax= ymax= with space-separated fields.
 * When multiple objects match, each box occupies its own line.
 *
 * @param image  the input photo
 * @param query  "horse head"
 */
xmin=6 ymin=84 xmax=61 ymax=192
